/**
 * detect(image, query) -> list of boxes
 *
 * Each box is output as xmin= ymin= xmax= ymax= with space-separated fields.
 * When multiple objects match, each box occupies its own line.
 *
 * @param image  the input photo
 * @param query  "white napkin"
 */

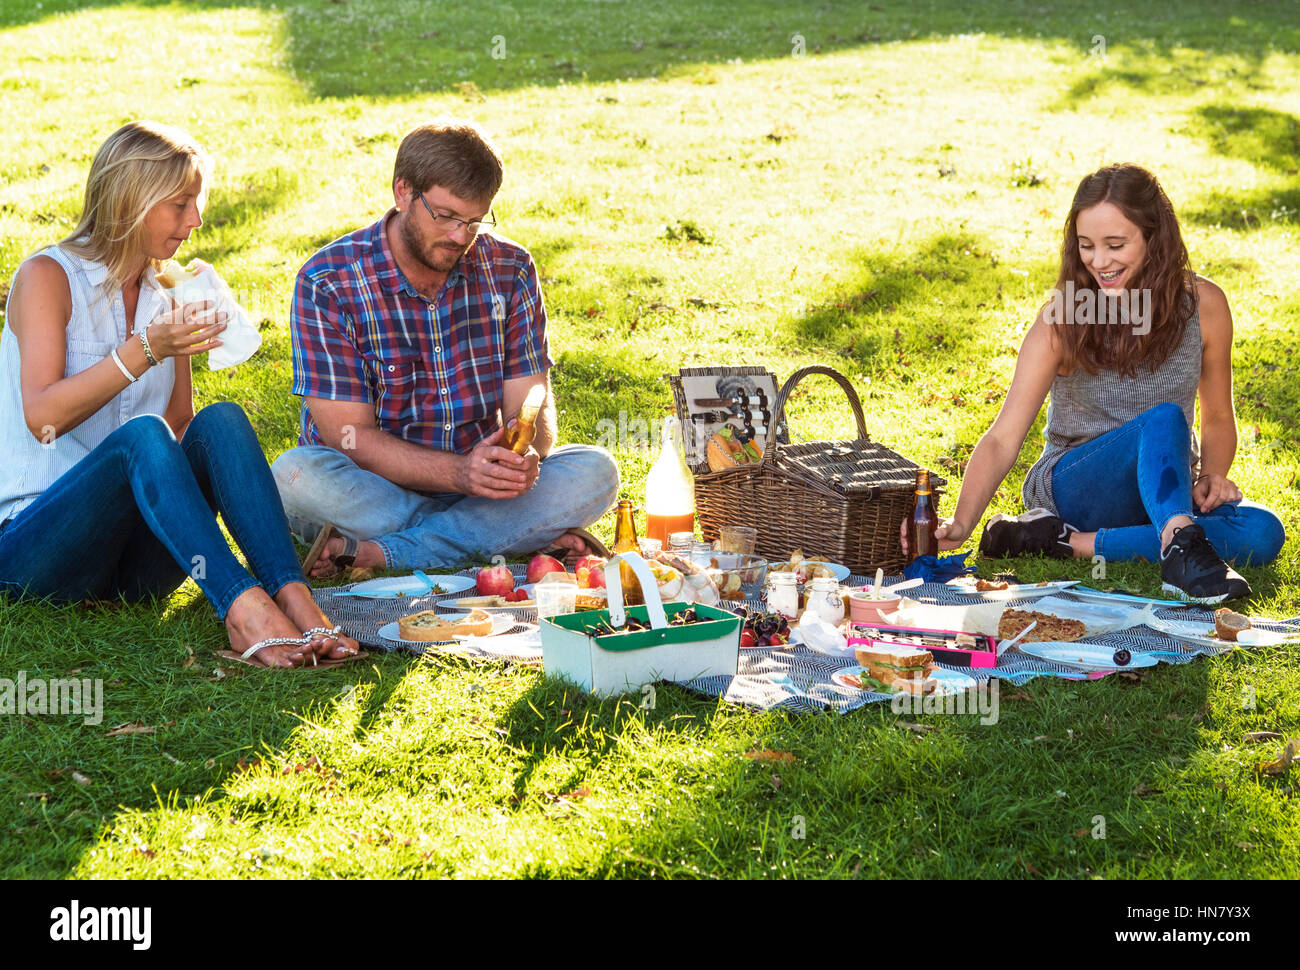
xmin=796 ymin=612 xmax=854 ymax=658
xmin=158 ymin=259 xmax=262 ymax=370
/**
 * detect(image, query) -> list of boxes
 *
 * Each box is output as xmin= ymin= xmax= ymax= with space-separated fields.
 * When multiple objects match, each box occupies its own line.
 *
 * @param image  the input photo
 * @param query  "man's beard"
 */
xmin=400 ymin=213 xmax=469 ymax=273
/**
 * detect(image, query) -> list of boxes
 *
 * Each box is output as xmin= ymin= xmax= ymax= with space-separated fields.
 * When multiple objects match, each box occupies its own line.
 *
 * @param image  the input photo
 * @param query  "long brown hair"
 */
xmin=58 ymin=121 xmax=211 ymax=291
xmin=1049 ymin=164 xmax=1194 ymax=377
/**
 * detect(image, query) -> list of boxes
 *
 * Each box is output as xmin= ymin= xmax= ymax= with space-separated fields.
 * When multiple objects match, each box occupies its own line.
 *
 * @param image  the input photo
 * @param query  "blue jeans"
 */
xmin=0 ymin=403 xmax=305 ymax=618
xmin=271 ymin=443 xmax=620 ymax=569
xmin=1050 ymin=402 xmax=1285 ymax=564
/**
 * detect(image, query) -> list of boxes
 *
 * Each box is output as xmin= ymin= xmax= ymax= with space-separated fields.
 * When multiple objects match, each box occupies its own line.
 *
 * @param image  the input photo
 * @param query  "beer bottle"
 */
xmin=612 ymin=500 xmax=645 ymax=606
xmin=502 ymin=384 xmax=546 ymax=456
xmin=908 ymin=469 xmax=939 ymax=560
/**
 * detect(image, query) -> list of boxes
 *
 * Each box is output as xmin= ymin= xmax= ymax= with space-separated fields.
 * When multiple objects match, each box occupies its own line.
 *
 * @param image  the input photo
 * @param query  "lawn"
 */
xmin=1 ymin=0 xmax=1298 ymax=879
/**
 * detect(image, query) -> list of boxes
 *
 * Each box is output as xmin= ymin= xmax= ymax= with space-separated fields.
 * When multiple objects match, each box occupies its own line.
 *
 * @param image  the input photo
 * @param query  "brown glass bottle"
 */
xmin=908 ymin=469 xmax=939 ymax=560
xmin=502 ymin=385 xmax=546 ymax=456
xmin=612 ymin=500 xmax=645 ymax=606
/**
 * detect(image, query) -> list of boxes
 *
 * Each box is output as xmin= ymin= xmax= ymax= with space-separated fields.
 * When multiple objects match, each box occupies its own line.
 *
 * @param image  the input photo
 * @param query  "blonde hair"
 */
xmin=58 ymin=121 xmax=211 ymax=290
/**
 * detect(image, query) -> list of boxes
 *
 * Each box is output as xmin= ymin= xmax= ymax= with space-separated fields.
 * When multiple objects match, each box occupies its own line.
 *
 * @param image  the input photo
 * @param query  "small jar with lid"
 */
xmin=690 ymin=541 xmax=716 ymax=568
xmin=668 ymin=532 xmax=695 ymax=555
xmin=766 ymin=571 xmax=800 ymax=618
xmin=805 ymin=576 xmax=845 ymax=625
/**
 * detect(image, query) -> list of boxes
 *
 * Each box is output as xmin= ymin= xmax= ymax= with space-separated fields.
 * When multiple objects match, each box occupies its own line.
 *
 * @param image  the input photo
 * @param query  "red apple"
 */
xmin=574 ymin=557 xmax=607 ymax=589
xmin=476 ymin=564 xmax=516 ymax=597
xmin=525 ymin=554 xmax=566 ymax=585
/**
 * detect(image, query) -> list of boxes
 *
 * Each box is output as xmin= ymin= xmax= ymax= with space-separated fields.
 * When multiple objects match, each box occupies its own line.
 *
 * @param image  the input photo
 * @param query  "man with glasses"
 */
xmin=273 ymin=120 xmax=619 ymax=574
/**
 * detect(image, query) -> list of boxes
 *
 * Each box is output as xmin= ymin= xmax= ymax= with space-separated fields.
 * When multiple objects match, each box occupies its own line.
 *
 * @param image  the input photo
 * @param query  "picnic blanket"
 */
xmin=311 ymin=566 xmax=1300 ymax=713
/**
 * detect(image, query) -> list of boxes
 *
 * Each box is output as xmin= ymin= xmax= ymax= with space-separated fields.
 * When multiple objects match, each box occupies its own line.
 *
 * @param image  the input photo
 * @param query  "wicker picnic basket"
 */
xmin=687 ymin=365 xmax=946 ymax=575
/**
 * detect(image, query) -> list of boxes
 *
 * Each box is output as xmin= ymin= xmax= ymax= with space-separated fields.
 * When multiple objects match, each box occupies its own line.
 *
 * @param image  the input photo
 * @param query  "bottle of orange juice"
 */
xmin=645 ymin=415 xmax=696 ymax=544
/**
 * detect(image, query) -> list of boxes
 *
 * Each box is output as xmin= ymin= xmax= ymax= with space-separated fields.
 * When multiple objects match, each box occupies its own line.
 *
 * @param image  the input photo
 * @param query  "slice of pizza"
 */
xmin=997 ymin=608 xmax=1086 ymax=643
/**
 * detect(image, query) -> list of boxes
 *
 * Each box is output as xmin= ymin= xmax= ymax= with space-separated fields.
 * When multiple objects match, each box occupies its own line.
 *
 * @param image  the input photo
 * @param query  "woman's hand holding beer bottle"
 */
xmin=899 ymin=515 xmax=969 ymax=558
xmin=899 ymin=470 xmax=967 ymax=559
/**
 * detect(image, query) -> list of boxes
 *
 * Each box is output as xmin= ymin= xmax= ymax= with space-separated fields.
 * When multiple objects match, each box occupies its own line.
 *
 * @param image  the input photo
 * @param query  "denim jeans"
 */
xmin=272 ymin=443 xmax=620 ymax=570
xmin=0 ymin=403 xmax=306 ymax=618
xmin=1050 ymin=402 xmax=1285 ymax=564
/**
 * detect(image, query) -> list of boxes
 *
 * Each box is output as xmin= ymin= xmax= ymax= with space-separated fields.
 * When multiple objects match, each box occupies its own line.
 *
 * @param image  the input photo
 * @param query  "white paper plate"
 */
xmin=830 ymin=665 xmax=976 ymax=696
xmin=451 ymin=584 xmax=537 ymax=611
xmin=378 ymin=612 xmax=515 ymax=645
xmin=347 ymin=573 xmax=475 ymax=598
xmin=1140 ymin=614 xmax=1297 ymax=650
xmin=947 ymin=579 xmax=1080 ymax=599
xmin=1013 ymin=641 xmax=1159 ymax=670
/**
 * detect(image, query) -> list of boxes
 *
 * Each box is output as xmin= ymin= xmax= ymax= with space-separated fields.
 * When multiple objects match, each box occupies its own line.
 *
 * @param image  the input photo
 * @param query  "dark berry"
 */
xmin=757 ymin=615 xmax=779 ymax=636
xmin=1112 ymin=649 xmax=1131 ymax=667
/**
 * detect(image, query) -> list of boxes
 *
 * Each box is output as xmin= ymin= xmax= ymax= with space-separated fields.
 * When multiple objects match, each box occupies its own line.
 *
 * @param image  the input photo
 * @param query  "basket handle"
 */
xmin=604 ymin=552 xmax=669 ymax=630
xmin=768 ymin=365 xmax=868 ymax=458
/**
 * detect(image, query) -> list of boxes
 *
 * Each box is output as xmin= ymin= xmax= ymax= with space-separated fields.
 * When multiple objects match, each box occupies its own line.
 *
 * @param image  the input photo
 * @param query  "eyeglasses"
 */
xmin=413 ymin=191 xmax=496 ymax=235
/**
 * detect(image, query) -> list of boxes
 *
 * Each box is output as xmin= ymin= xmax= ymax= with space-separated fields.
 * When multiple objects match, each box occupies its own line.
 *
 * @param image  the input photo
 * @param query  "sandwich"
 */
xmin=397 ymin=608 xmax=493 ymax=642
xmin=704 ymin=426 xmax=761 ymax=471
xmin=853 ymin=643 xmax=937 ymax=695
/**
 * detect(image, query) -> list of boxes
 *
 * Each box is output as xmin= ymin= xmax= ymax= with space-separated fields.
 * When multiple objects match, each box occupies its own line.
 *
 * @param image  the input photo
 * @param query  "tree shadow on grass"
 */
xmin=497 ymin=672 xmax=758 ymax=813
xmin=496 ymin=662 xmax=1221 ymax=878
xmin=787 ymin=231 xmax=1055 ymax=368
xmin=6 ymin=0 xmax=1300 ymax=100
xmin=1049 ymin=40 xmax=1275 ymax=113
xmin=0 ymin=591 xmax=412 ymax=877
xmin=1182 ymin=105 xmax=1300 ymax=231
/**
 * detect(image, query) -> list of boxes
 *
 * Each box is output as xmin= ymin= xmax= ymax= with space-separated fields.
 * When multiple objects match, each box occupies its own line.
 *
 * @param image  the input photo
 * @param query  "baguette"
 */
xmin=706 ymin=433 xmax=738 ymax=471
xmin=397 ymin=608 xmax=493 ymax=642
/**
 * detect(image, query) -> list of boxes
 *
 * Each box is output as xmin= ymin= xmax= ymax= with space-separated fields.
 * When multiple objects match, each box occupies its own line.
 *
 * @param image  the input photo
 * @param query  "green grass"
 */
xmin=2 ymin=0 xmax=1299 ymax=879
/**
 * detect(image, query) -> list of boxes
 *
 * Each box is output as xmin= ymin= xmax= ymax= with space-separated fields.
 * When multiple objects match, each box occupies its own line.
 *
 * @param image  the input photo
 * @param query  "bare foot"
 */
xmin=309 ymin=537 xmax=386 ymax=578
xmin=224 ymin=588 xmax=311 ymax=668
xmin=275 ymin=582 xmax=361 ymax=661
xmin=548 ymin=531 xmax=597 ymax=563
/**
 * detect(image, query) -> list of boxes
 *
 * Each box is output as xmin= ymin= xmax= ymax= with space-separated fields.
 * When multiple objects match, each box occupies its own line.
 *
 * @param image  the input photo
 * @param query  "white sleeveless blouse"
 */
xmin=0 ymin=245 xmax=175 ymax=524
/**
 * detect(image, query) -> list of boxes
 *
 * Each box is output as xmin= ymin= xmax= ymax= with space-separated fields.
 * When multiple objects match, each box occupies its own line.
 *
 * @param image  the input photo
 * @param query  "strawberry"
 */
xmin=739 ymin=630 xmax=757 ymax=648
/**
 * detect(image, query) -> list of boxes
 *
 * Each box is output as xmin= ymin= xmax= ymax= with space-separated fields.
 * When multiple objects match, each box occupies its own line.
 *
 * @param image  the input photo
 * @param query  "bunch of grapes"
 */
xmin=734 ymin=606 xmax=790 ymax=647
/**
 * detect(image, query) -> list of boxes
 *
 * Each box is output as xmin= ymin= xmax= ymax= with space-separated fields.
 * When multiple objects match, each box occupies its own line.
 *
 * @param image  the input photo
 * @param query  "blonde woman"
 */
xmin=0 ymin=121 xmax=359 ymax=667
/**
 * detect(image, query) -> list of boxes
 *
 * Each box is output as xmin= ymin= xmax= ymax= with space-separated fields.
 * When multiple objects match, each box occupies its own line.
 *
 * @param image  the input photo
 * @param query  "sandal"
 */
xmin=302 ymin=523 xmax=359 ymax=575
xmin=218 ymin=635 xmax=311 ymax=669
xmin=217 ymin=631 xmax=369 ymax=669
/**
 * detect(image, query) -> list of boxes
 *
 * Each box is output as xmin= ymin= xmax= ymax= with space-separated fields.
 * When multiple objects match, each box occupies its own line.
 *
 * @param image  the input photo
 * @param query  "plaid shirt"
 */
xmin=290 ymin=212 xmax=552 ymax=453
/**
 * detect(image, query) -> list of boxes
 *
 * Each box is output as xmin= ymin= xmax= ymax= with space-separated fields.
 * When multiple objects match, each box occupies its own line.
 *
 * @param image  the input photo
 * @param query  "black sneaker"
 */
xmin=979 ymin=508 xmax=1076 ymax=559
xmin=1160 ymin=523 xmax=1251 ymax=604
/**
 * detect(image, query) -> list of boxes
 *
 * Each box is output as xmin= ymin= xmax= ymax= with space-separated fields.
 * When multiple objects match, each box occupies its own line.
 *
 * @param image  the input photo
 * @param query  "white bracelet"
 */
xmin=110 ymin=347 xmax=139 ymax=384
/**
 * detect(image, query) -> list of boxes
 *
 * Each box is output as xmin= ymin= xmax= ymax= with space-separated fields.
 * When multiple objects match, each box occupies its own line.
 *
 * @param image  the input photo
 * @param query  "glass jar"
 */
xmin=638 ymin=537 xmax=663 ymax=559
xmin=805 ymin=576 xmax=845 ymax=625
xmin=668 ymin=531 xmax=695 ymax=555
xmin=766 ymin=571 xmax=800 ymax=618
xmin=690 ymin=541 xmax=716 ymax=568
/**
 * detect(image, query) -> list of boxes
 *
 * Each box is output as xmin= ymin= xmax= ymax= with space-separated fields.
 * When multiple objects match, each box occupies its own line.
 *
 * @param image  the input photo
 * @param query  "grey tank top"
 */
xmin=1022 ymin=295 xmax=1202 ymax=516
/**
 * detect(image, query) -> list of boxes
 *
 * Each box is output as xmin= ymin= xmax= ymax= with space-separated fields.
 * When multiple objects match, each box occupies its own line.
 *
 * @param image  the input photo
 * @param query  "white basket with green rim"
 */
xmin=540 ymin=552 xmax=742 ymax=696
